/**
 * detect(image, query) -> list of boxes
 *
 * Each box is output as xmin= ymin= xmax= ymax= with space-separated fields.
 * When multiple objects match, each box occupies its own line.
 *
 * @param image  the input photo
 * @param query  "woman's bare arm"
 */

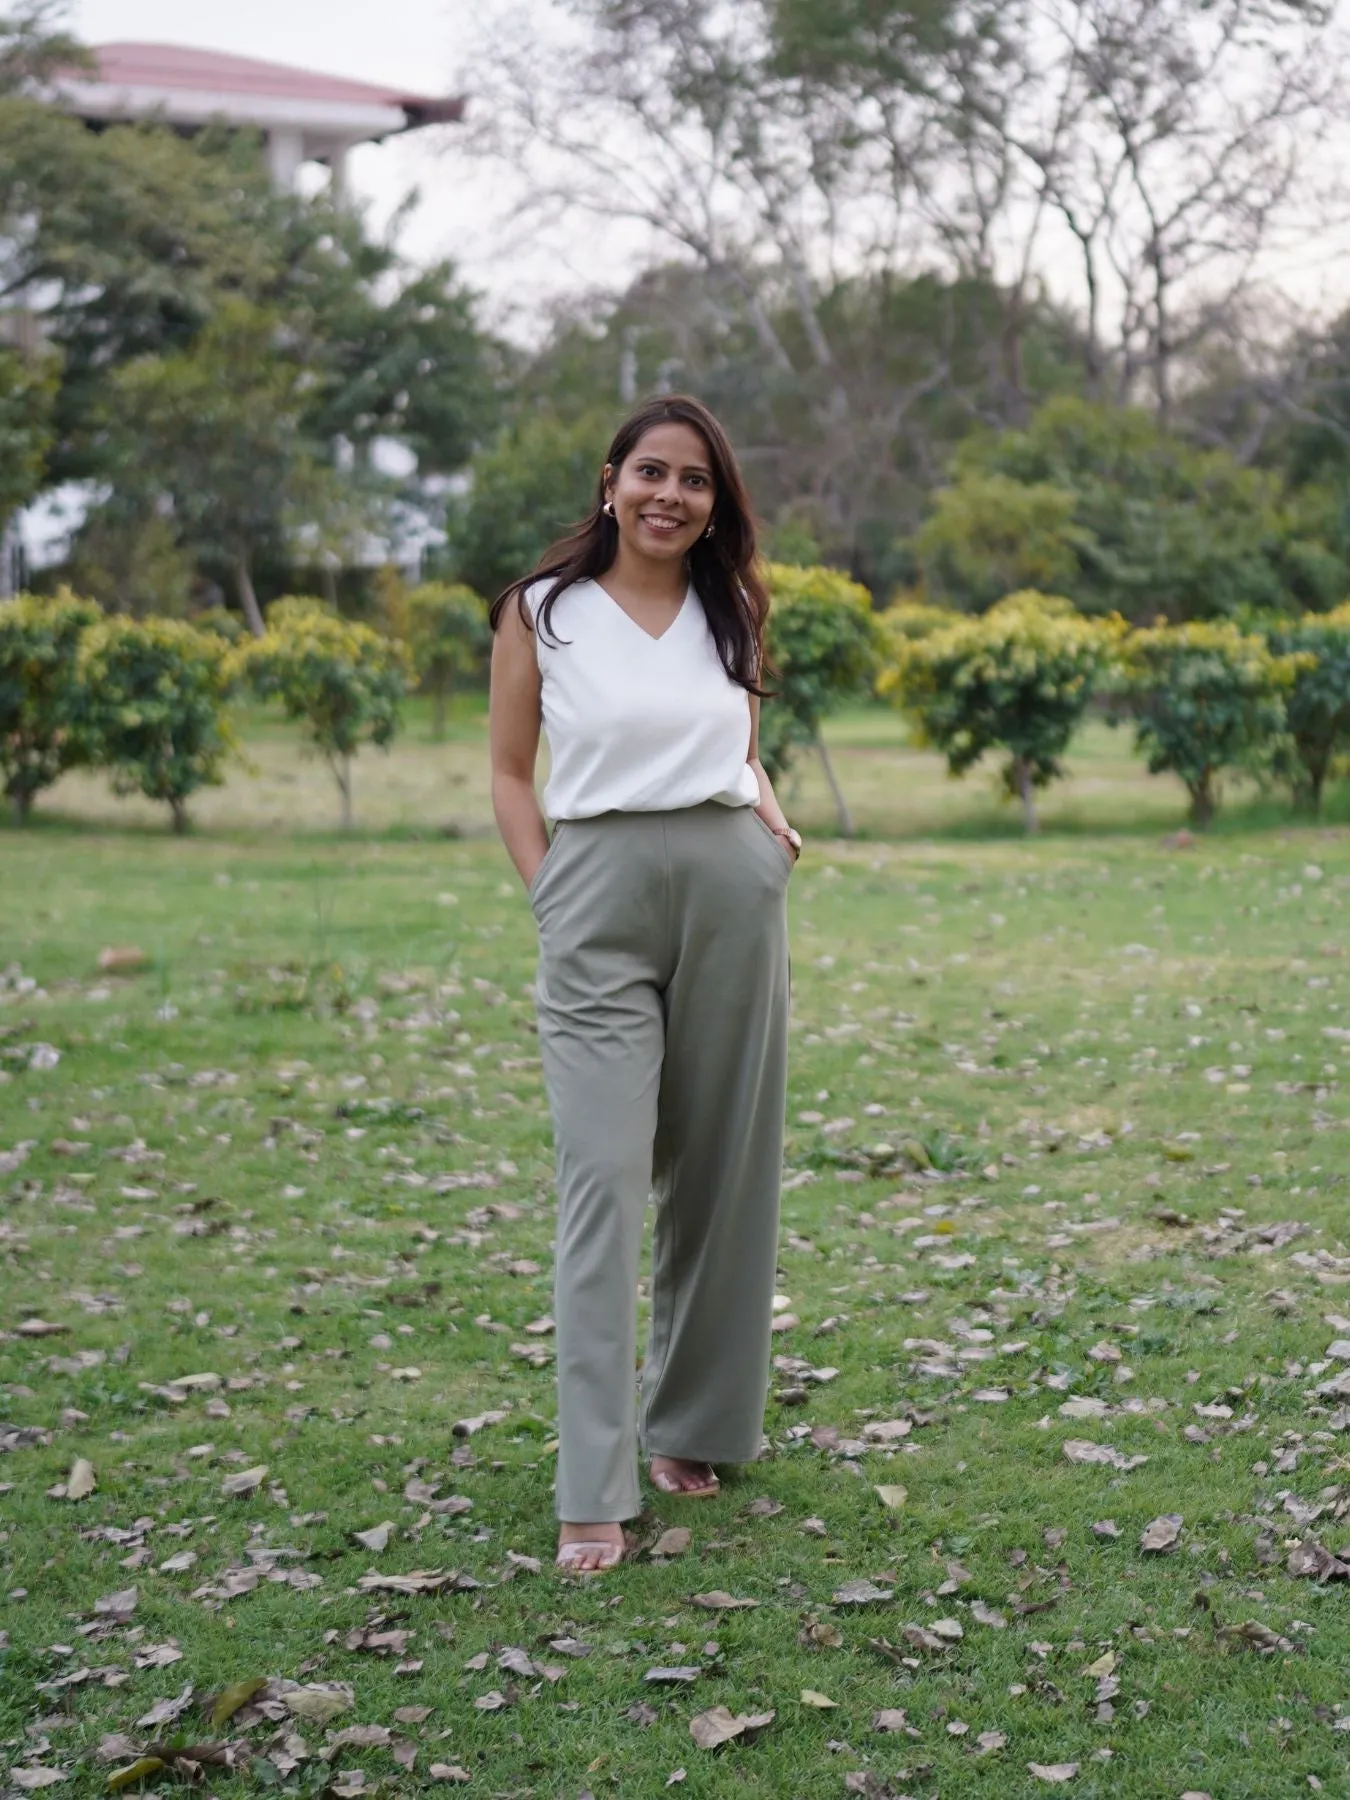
xmin=489 ymin=600 xmax=551 ymax=890
xmin=747 ymin=695 xmax=794 ymax=839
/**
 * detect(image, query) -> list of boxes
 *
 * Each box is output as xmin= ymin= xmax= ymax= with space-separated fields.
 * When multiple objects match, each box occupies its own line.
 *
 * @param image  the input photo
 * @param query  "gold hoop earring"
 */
xmin=603 ymin=500 xmax=615 ymax=518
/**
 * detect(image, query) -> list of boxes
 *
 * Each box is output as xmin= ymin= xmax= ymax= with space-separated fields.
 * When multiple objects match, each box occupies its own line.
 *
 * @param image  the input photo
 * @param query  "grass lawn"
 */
xmin=4 ymin=772 xmax=1350 ymax=1793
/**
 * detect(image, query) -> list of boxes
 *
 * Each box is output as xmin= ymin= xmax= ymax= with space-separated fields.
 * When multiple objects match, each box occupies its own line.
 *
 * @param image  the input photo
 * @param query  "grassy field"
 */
xmin=4 ymin=741 xmax=1350 ymax=1795
xmin=32 ymin=699 xmax=1350 ymax=842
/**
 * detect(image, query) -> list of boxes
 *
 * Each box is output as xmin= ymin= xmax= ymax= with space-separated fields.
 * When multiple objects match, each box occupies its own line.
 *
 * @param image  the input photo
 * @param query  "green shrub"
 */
xmin=192 ymin=606 xmax=246 ymax=645
xmin=760 ymin=562 xmax=882 ymax=834
xmin=1117 ymin=620 xmax=1306 ymax=827
xmin=880 ymin=591 xmax=1121 ymax=832
xmin=77 ymin=615 xmax=237 ymax=833
xmin=1263 ymin=606 xmax=1350 ymax=812
xmin=239 ymin=603 xmax=411 ymax=828
xmin=0 ymin=588 xmax=103 ymax=824
xmin=405 ymin=582 xmax=489 ymax=737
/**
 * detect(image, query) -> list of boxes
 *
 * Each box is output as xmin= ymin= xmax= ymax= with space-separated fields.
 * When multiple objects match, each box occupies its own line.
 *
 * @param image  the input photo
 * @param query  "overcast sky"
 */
xmin=67 ymin=0 xmax=621 ymax=333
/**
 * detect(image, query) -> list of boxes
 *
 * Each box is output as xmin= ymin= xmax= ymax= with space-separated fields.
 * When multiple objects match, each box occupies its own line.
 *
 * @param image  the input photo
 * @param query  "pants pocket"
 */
xmin=748 ymin=809 xmax=793 ymax=875
xmin=528 ymin=823 xmax=566 ymax=906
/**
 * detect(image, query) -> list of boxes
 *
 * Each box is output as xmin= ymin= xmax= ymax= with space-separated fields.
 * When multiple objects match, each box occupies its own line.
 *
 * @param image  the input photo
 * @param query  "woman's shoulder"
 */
xmin=524 ymin=574 xmax=593 ymax=620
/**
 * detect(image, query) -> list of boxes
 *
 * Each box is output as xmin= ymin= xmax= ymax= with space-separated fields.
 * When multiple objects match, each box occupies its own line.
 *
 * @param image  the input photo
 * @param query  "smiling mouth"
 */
xmin=640 ymin=515 xmax=684 ymax=535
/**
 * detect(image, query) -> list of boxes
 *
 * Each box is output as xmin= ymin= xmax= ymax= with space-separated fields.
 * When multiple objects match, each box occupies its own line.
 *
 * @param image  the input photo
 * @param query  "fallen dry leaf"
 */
xmin=833 ymin=1579 xmax=895 ymax=1606
xmin=106 ymin=1761 xmax=167 ymax=1793
xmin=1062 ymin=1440 xmax=1148 ymax=1472
xmin=210 ymin=1677 xmax=267 ymax=1727
xmin=743 ymin=1497 xmax=784 ymax=1517
xmin=689 ymin=1705 xmax=774 ymax=1749
xmin=1140 ymin=1513 xmax=1183 ymax=1554
xmin=428 ymin=1765 xmax=471 ymax=1783
xmin=861 ymin=1419 xmax=911 ymax=1443
xmin=645 ymin=1667 xmax=700 ymax=1684
xmin=351 ymin=1523 xmax=394 ymax=1553
xmin=872 ymin=1708 xmax=908 ymax=1732
xmin=650 ymin=1527 xmax=692 ymax=1558
xmin=1218 ymin=1619 xmax=1296 ymax=1653
xmin=1028 ymin=1762 xmax=1079 ymax=1782
xmin=9 ymin=1772 xmax=67 ymax=1792
xmin=452 ymin=1408 xmax=510 ymax=1437
xmin=65 ymin=1457 xmax=96 ymax=1501
xmin=874 ymin=1485 xmax=907 ymax=1510
xmin=219 ymin=1464 xmax=267 ymax=1499
xmin=134 ymin=1682 xmax=194 ymax=1729
xmin=93 ymin=1587 xmax=137 ymax=1616
xmin=800 ymin=1689 xmax=838 ymax=1708
xmin=97 ymin=945 xmax=149 ymax=972
xmin=690 ymin=1591 xmax=758 ymax=1610
xmin=276 ymin=1681 xmax=354 ymax=1723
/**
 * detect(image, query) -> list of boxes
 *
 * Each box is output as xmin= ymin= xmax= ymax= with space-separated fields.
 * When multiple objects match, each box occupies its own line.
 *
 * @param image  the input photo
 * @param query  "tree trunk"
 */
xmin=1188 ymin=773 xmax=1216 ymax=829
xmin=334 ymin=755 xmax=353 ymax=830
xmin=235 ymin=550 xmax=266 ymax=639
xmin=813 ymin=727 xmax=854 ymax=837
xmin=1012 ymin=756 xmax=1039 ymax=833
xmin=12 ymin=786 xmax=31 ymax=826
xmin=1309 ymin=756 xmax=1327 ymax=817
xmin=169 ymin=795 xmax=190 ymax=835
xmin=433 ymin=685 xmax=447 ymax=742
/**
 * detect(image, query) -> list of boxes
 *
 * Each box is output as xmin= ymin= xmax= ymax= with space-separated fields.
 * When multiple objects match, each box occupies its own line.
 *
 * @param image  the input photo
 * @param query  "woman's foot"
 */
xmin=556 ymin=1521 xmax=626 ymax=1573
xmin=648 ymin=1456 xmax=720 ymax=1499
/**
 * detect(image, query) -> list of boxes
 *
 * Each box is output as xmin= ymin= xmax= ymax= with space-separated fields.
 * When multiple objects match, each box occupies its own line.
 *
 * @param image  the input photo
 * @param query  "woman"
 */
xmin=489 ymin=395 xmax=800 ymax=1573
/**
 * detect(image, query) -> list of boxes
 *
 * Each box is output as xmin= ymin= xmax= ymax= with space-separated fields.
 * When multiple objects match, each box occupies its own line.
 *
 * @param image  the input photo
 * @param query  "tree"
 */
xmin=239 ymin=602 xmax=411 ymax=829
xmin=1117 ymin=619 xmax=1304 ymax=827
xmin=880 ymin=592 xmax=1120 ymax=832
xmin=405 ymin=583 xmax=490 ymax=738
xmin=76 ymin=615 xmax=237 ymax=832
xmin=0 ymin=340 xmax=58 ymax=544
xmin=0 ymin=44 xmax=497 ymax=611
xmin=772 ymin=0 xmax=1346 ymax=420
xmin=447 ymin=411 xmax=610 ymax=601
xmin=913 ymin=473 xmax=1084 ymax=613
xmin=98 ymin=301 xmax=347 ymax=635
xmin=760 ymin=562 xmax=884 ymax=836
xmin=942 ymin=397 xmax=1300 ymax=623
xmin=0 ymin=1 xmax=89 ymax=93
xmin=454 ymin=0 xmax=1085 ymax=582
xmin=1263 ymin=608 xmax=1350 ymax=814
xmin=0 ymin=587 xmax=100 ymax=823
xmin=65 ymin=504 xmax=197 ymax=618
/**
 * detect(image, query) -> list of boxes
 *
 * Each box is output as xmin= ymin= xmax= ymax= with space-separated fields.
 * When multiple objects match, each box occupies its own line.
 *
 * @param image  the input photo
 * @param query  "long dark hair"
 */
xmin=490 ymin=395 xmax=770 ymax=693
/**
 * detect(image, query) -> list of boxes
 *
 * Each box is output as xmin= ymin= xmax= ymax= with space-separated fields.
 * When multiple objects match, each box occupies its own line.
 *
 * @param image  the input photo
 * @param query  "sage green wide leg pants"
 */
xmin=529 ymin=803 xmax=791 ymax=1523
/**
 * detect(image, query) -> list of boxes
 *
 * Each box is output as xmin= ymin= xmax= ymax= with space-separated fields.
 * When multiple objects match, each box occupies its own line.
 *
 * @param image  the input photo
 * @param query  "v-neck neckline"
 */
xmin=591 ymin=577 xmax=691 ymax=645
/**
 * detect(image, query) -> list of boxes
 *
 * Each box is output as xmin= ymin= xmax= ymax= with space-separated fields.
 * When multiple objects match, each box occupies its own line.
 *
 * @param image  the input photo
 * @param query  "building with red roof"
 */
xmin=57 ymin=41 xmax=465 ymax=191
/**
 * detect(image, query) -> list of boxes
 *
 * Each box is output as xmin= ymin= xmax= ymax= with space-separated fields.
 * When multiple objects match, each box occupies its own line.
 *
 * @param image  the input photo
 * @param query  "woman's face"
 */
xmin=604 ymin=422 xmax=717 ymax=564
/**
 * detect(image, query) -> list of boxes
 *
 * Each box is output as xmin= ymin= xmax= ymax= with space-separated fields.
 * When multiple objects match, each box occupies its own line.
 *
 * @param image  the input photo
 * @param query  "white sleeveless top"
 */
xmin=528 ymin=578 xmax=761 ymax=820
